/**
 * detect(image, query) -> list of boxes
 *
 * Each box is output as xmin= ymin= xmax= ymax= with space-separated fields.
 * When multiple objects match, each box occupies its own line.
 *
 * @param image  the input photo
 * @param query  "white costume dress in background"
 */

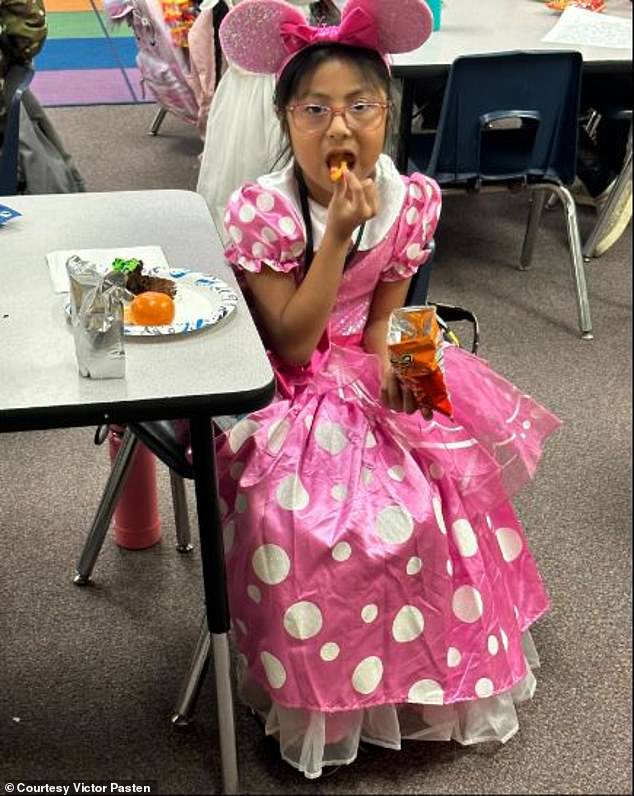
xmin=196 ymin=0 xmax=314 ymax=242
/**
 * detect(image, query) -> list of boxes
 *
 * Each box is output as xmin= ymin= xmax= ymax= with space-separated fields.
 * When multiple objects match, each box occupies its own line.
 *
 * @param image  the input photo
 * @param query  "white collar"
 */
xmin=257 ymin=153 xmax=405 ymax=251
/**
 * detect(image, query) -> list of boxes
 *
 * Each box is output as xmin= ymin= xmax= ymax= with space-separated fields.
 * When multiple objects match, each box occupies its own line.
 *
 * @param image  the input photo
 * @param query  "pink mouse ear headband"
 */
xmin=219 ymin=0 xmax=433 ymax=77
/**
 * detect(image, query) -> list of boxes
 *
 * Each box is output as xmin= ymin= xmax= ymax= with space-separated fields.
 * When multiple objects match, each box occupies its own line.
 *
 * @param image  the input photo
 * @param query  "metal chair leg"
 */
xmin=169 ymin=471 xmax=193 ymax=553
xmin=520 ymin=189 xmax=547 ymax=270
xmin=583 ymin=146 xmax=632 ymax=260
xmin=73 ymin=428 xmax=140 ymax=585
xmin=148 ymin=106 xmax=168 ymax=136
xmin=171 ymin=615 xmax=211 ymax=726
xmin=549 ymin=183 xmax=594 ymax=340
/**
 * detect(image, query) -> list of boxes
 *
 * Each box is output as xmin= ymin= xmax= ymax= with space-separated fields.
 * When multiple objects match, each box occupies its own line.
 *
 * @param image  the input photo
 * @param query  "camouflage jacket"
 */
xmin=1 ymin=0 xmax=47 ymax=130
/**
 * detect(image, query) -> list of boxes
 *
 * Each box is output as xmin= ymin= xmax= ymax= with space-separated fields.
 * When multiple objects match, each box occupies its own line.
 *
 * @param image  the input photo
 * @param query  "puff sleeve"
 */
xmin=381 ymin=173 xmax=442 ymax=282
xmin=223 ymin=183 xmax=306 ymax=274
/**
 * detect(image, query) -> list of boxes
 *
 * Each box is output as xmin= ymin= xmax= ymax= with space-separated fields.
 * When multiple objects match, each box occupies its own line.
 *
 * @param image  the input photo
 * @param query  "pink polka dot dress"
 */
xmin=215 ymin=155 xmax=561 ymax=778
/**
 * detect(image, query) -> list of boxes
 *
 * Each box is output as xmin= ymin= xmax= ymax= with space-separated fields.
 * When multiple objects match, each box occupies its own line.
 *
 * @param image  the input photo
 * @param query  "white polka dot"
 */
xmin=228 ymin=418 xmax=260 ymax=453
xmin=261 ymin=226 xmax=278 ymax=243
xmin=219 ymin=497 xmax=228 ymax=517
xmin=283 ymin=601 xmax=323 ymax=640
xmin=522 ymin=419 xmax=531 ymax=430
xmin=475 ymin=677 xmax=494 ymax=698
xmin=409 ymin=183 xmax=422 ymax=200
xmin=452 ymin=518 xmax=478 ymax=557
xmin=230 ymin=190 xmax=241 ymax=204
xmin=388 ymin=465 xmax=405 ymax=481
xmin=228 ymin=225 xmax=243 ymax=244
xmin=260 ymin=651 xmax=286 ymax=689
xmin=447 ymin=646 xmax=461 ymax=667
xmin=251 ymin=543 xmax=291 ymax=585
xmin=223 ymin=520 xmax=235 ymax=554
xmin=361 ymin=467 xmax=373 ymax=486
xmin=364 ymin=430 xmax=377 ymax=448
xmin=429 ymin=462 xmax=444 ymax=480
xmin=247 ymin=584 xmax=261 ymax=603
xmin=332 ymin=541 xmax=352 ymax=561
xmin=279 ymin=216 xmax=296 ymax=235
xmin=303 ymin=414 xmax=314 ymax=430
xmin=256 ymin=192 xmax=275 ymax=212
xmin=352 ymin=656 xmax=383 ymax=694
xmin=488 ymin=634 xmax=499 ymax=655
xmin=485 ymin=514 xmax=493 ymax=530
xmin=235 ymin=618 xmax=247 ymax=635
xmin=407 ymin=678 xmax=443 ymax=704
xmin=452 ymin=585 xmax=484 ymax=623
xmin=224 ymin=211 xmax=231 ymax=227
xmin=289 ymin=240 xmax=305 ymax=258
xmin=276 ymin=474 xmax=309 ymax=511
xmin=496 ymin=527 xmax=523 ymax=562
xmin=267 ymin=418 xmax=291 ymax=454
xmin=235 ymin=493 xmax=248 ymax=513
xmin=230 ymin=462 xmax=245 ymax=480
xmin=425 ymin=181 xmax=433 ymax=199
xmin=238 ymin=203 xmax=256 ymax=223
xmin=392 ymin=605 xmax=424 ymax=642
xmin=376 ymin=505 xmax=414 ymax=544
xmin=406 ymin=206 xmax=418 ymax=225
xmin=433 ymin=496 xmax=447 ymax=534
xmin=406 ymin=556 xmax=422 ymax=575
xmin=500 ymin=628 xmax=509 ymax=651
xmin=446 ymin=559 xmax=453 ymax=576
xmin=361 ymin=604 xmax=378 ymax=623
xmin=320 ymin=642 xmax=340 ymax=661
xmin=314 ymin=421 xmax=348 ymax=455
xmin=251 ymin=242 xmax=267 ymax=259
xmin=435 ymin=204 xmax=441 ymax=220
xmin=331 ymin=484 xmax=347 ymax=502
xmin=406 ymin=243 xmax=422 ymax=261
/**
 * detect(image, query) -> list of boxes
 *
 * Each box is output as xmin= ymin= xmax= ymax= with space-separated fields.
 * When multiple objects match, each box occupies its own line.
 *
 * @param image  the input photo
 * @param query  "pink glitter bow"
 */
xmin=279 ymin=7 xmax=379 ymax=58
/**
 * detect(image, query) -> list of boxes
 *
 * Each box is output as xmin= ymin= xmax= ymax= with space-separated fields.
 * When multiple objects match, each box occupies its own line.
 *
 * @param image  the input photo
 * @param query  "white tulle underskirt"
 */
xmin=240 ymin=632 xmax=541 ymax=780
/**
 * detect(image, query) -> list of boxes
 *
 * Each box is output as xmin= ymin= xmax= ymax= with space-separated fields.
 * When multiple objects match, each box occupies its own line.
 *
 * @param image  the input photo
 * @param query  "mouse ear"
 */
xmin=340 ymin=0 xmax=433 ymax=54
xmin=219 ymin=0 xmax=308 ymax=74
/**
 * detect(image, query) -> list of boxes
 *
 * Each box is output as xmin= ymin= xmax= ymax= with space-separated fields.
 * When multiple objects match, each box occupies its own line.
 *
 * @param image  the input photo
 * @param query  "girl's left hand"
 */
xmin=380 ymin=368 xmax=430 ymax=417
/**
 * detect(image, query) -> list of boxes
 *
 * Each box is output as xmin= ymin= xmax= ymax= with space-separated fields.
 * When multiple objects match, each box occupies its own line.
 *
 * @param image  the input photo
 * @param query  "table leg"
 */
xmin=189 ymin=416 xmax=239 ymax=796
xmin=396 ymin=77 xmax=415 ymax=174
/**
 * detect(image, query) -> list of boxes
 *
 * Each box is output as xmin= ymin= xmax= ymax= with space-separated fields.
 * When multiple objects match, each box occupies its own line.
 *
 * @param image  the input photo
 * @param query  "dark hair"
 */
xmin=273 ymin=43 xmax=392 ymax=140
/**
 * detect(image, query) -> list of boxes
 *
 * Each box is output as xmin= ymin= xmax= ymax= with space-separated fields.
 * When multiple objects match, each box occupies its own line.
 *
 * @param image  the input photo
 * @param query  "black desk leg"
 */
xmin=189 ymin=415 xmax=239 ymax=795
xmin=396 ymin=77 xmax=415 ymax=174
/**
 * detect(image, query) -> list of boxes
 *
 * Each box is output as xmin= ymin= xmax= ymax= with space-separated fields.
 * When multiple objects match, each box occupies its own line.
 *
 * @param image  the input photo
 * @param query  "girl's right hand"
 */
xmin=326 ymin=169 xmax=379 ymax=244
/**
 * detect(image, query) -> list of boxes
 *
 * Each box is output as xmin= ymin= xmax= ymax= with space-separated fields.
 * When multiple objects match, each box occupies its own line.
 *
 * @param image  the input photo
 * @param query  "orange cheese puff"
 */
xmin=130 ymin=291 xmax=175 ymax=325
xmin=329 ymin=161 xmax=348 ymax=183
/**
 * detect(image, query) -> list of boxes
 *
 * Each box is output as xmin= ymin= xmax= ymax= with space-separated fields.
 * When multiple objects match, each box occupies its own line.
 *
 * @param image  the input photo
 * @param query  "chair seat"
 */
xmin=129 ymin=420 xmax=194 ymax=480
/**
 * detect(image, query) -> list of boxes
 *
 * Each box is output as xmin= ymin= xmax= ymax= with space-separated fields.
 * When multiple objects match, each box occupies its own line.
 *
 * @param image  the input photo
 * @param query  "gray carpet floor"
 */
xmin=1 ymin=104 xmax=631 ymax=795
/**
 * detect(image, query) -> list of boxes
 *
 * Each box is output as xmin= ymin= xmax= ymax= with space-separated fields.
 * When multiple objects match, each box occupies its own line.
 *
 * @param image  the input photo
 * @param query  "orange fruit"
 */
xmin=129 ymin=291 xmax=175 ymax=325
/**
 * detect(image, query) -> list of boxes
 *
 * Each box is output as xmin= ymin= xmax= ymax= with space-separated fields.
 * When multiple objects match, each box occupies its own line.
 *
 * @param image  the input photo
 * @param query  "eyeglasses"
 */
xmin=286 ymin=100 xmax=390 ymax=133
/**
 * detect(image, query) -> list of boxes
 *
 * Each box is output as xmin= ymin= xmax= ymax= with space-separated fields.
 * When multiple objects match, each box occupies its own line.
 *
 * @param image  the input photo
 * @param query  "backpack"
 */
xmin=104 ymin=0 xmax=200 ymax=126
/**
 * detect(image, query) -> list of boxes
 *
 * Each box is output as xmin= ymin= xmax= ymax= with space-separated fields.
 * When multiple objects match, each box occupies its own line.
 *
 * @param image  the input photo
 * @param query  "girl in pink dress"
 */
xmin=214 ymin=0 xmax=561 ymax=779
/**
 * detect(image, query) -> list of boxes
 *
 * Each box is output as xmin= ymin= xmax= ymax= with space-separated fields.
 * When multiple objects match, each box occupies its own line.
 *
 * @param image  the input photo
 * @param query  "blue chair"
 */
xmin=0 ymin=65 xmax=34 ymax=195
xmin=407 ymin=50 xmax=593 ymax=340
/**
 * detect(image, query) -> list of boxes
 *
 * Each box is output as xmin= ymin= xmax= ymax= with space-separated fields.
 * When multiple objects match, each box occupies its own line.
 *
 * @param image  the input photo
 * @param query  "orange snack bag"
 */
xmin=329 ymin=161 xmax=348 ymax=183
xmin=387 ymin=306 xmax=453 ymax=418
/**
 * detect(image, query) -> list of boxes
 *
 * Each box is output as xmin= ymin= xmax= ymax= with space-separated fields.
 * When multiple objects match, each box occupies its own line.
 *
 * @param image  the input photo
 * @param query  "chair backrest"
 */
xmin=426 ymin=51 xmax=583 ymax=186
xmin=0 ymin=65 xmax=34 ymax=195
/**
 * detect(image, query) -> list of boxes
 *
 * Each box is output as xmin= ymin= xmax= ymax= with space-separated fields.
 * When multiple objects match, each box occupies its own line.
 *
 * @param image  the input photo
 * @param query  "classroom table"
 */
xmin=392 ymin=0 xmax=633 ymax=171
xmin=0 ymin=189 xmax=276 ymax=794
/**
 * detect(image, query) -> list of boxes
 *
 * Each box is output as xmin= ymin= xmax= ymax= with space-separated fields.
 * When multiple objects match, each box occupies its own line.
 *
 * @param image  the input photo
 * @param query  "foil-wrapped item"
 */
xmin=66 ymin=255 xmax=131 ymax=379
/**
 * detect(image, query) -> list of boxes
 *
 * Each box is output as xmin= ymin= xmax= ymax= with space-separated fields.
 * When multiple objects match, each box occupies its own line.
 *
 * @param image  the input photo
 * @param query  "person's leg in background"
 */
xmin=575 ymin=71 xmax=632 ymax=255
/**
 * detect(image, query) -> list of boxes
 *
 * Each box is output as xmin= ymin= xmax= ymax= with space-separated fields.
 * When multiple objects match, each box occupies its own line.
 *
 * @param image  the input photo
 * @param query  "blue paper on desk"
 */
xmin=0 ymin=204 xmax=22 ymax=225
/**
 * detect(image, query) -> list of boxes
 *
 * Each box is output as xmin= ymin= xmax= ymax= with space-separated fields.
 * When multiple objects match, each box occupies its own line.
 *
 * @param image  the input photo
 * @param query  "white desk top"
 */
xmin=0 ymin=190 xmax=275 ymax=431
xmin=393 ymin=0 xmax=633 ymax=73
